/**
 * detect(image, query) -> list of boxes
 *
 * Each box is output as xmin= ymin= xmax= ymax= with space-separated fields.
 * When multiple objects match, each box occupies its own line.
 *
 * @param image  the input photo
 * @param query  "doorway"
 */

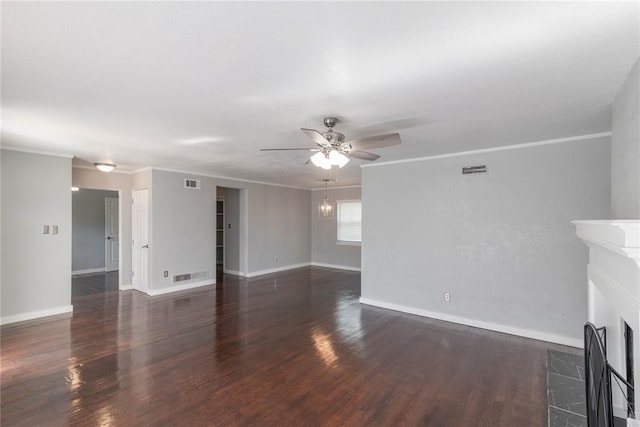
xmin=71 ymin=188 xmax=120 ymax=296
xmin=216 ymin=186 xmax=246 ymax=277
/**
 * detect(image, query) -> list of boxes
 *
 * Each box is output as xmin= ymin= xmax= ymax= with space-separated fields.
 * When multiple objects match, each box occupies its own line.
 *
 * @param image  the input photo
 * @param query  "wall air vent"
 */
xmin=172 ymin=270 xmax=208 ymax=283
xmin=173 ymin=273 xmax=192 ymax=283
xmin=462 ymin=165 xmax=487 ymax=175
xmin=185 ymin=179 xmax=201 ymax=189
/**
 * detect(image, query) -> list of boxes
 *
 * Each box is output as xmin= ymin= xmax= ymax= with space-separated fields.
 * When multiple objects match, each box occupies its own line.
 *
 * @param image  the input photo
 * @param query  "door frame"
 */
xmin=105 ymin=196 xmax=120 ymax=272
xmin=215 ymin=186 xmax=248 ymax=277
xmin=71 ymin=187 xmax=123 ymax=289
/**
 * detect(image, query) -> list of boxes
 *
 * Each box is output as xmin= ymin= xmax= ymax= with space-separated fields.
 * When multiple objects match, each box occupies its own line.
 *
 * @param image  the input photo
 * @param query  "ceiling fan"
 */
xmin=261 ymin=117 xmax=401 ymax=169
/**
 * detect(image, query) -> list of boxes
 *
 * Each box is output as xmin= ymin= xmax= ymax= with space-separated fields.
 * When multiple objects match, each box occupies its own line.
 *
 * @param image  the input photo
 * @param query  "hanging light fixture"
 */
xmin=94 ymin=163 xmax=116 ymax=173
xmin=318 ymin=179 xmax=334 ymax=219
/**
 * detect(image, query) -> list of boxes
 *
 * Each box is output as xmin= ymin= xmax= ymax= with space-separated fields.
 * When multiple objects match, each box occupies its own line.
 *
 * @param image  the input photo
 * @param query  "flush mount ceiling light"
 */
xmin=94 ymin=163 xmax=116 ymax=173
xmin=260 ymin=116 xmax=401 ymax=169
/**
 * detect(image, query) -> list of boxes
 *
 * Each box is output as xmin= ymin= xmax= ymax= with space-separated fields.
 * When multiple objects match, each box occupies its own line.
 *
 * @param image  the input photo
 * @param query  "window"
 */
xmin=337 ymin=200 xmax=361 ymax=244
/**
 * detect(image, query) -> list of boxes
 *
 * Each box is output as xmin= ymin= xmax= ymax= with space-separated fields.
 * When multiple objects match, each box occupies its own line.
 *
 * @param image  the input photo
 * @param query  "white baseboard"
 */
xmin=120 ymin=284 xmax=133 ymax=290
xmin=311 ymin=262 xmax=361 ymax=272
xmin=246 ymin=262 xmax=311 ymax=278
xmin=223 ymin=269 xmax=243 ymax=276
xmin=359 ymin=297 xmax=582 ymax=348
xmin=1 ymin=305 xmax=74 ymax=325
xmin=146 ymin=280 xmax=215 ymax=296
xmin=72 ymin=267 xmax=105 ymax=275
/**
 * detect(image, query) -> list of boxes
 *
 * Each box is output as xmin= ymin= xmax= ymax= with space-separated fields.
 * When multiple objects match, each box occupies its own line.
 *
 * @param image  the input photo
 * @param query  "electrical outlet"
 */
xmin=164 ymin=271 xmax=168 ymax=278
xmin=444 ymin=292 xmax=450 ymax=302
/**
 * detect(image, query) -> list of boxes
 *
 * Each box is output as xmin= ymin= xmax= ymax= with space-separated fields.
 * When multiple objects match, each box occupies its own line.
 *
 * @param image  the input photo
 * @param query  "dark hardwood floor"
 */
xmin=1 ymin=267 xmax=575 ymax=426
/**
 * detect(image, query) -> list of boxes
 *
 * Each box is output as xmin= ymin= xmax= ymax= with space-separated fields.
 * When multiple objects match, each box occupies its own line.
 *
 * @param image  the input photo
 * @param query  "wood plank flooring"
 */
xmin=1 ymin=267 xmax=575 ymax=426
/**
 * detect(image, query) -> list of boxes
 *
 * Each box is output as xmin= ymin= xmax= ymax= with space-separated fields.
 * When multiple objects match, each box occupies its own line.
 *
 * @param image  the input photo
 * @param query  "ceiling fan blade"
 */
xmin=260 ymin=148 xmax=320 ymax=151
xmin=344 ymin=133 xmax=400 ymax=150
xmin=346 ymin=150 xmax=380 ymax=161
xmin=301 ymin=128 xmax=330 ymax=146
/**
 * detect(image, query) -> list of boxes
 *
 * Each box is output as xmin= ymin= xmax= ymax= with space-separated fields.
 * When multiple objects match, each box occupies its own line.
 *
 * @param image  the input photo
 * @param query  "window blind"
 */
xmin=337 ymin=201 xmax=362 ymax=243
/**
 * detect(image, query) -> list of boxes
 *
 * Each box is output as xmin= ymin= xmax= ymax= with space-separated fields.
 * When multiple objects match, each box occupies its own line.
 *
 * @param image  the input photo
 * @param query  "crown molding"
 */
xmin=150 ymin=167 xmax=310 ymax=191
xmin=361 ymin=132 xmax=612 ymax=169
xmin=310 ymin=185 xmax=362 ymax=191
xmin=1 ymin=146 xmax=74 ymax=159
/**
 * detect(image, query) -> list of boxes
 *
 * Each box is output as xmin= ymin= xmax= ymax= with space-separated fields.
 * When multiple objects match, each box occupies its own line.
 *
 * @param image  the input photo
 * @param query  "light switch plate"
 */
xmin=51 ymin=225 xmax=59 ymax=234
xmin=42 ymin=225 xmax=50 ymax=234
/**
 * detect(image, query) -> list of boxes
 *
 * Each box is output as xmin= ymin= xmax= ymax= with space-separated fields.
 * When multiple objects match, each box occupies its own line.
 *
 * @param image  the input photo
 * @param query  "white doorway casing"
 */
xmin=132 ymin=189 xmax=150 ymax=293
xmin=105 ymin=196 xmax=119 ymax=272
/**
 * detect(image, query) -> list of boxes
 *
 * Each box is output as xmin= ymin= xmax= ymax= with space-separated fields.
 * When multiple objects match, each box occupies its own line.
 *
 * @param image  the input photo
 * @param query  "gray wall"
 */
xmin=151 ymin=169 xmax=217 ymax=290
xmin=72 ymin=189 xmax=118 ymax=272
xmin=361 ymin=138 xmax=611 ymax=345
xmin=223 ymin=187 xmax=241 ymax=274
xmin=311 ymin=186 xmax=361 ymax=270
xmin=149 ymin=169 xmax=311 ymax=291
xmin=246 ymin=183 xmax=310 ymax=274
xmin=612 ymin=58 xmax=640 ymax=219
xmin=1 ymin=150 xmax=72 ymax=323
xmin=73 ymin=167 xmax=134 ymax=288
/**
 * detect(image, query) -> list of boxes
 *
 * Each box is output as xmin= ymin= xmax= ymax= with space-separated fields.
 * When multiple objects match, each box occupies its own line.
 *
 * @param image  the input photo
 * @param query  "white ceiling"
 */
xmin=2 ymin=2 xmax=638 ymax=188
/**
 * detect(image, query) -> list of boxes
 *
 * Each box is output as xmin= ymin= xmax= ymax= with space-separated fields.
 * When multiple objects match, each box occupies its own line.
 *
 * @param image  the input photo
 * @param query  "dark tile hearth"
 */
xmin=548 ymin=350 xmax=585 ymax=381
xmin=547 ymin=349 xmax=587 ymax=427
xmin=549 ymin=407 xmax=589 ymax=427
xmin=548 ymin=373 xmax=587 ymax=417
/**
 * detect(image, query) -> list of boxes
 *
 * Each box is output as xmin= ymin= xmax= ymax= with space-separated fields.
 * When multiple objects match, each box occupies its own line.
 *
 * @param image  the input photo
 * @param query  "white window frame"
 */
xmin=336 ymin=199 xmax=362 ymax=246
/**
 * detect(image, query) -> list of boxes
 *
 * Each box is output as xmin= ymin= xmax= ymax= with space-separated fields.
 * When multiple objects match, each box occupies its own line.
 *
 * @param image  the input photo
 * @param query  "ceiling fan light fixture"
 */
xmin=329 ymin=150 xmax=349 ymax=168
xmin=94 ymin=163 xmax=116 ymax=173
xmin=311 ymin=152 xmax=332 ymax=170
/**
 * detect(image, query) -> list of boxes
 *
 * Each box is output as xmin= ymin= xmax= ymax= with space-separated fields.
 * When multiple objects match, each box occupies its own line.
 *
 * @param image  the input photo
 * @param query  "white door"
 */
xmin=105 ymin=197 xmax=119 ymax=272
xmin=132 ymin=189 xmax=149 ymax=293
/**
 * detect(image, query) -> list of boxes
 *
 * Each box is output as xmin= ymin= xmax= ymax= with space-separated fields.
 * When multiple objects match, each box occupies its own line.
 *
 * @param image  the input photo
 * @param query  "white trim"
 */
xmin=146 ymin=280 xmax=215 ymax=296
xmin=358 ymin=297 xmax=582 ymax=348
xmin=1 ymin=146 xmax=74 ymax=158
xmin=151 ymin=167 xmax=309 ymax=191
xmin=120 ymin=284 xmax=133 ymax=291
xmin=223 ymin=269 xmax=243 ymax=276
xmin=361 ymin=132 xmax=611 ymax=169
xmin=131 ymin=166 xmax=153 ymax=174
xmin=72 ymin=267 xmax=106 ymax=275
xmin=246 ymin=262 xmax=311 ymax=278
xmin=310 ymin=185 xmax=362 ymax=191
xmin=311 ymin=262 xmax=361 ymax=272
xmin=336 ymin=241 xmax=362 ymax=247
xmin=1 ymin=305 xmax=73 ymax=325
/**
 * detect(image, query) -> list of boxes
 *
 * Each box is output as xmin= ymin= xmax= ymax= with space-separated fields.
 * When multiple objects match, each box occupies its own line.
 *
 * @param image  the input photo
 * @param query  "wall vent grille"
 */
xmin=185 ymin=179 xmax=201 ymax=189
xmin=172 ymin=270 xmax=208 ymax=283
xmin=462 ymin=165 xmax=487 ymax=175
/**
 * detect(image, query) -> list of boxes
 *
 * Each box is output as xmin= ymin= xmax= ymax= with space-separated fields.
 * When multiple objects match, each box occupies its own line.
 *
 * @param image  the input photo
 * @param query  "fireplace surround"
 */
xmin=574 ymin=220 xmax=640 ymax=423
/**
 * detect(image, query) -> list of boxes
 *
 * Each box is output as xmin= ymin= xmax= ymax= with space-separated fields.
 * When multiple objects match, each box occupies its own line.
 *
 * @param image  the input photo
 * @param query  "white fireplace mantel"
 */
xmin=573 ymin=219 xmax=640 ymax=420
